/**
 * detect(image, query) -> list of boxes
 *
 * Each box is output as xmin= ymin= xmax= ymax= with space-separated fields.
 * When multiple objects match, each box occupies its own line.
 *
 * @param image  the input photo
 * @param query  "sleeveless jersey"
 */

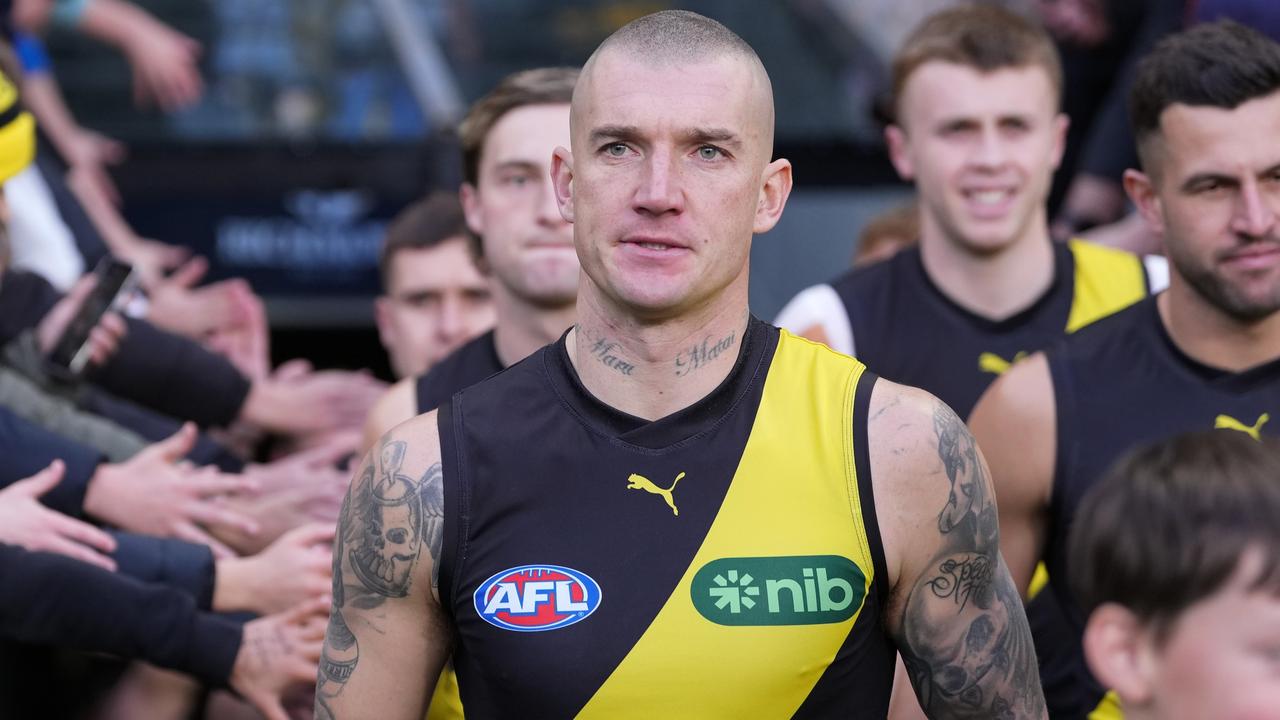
xmin=1043 ymin=297 xmax=1280 ymax=717
xmin=416 ymin=331 xmax=503 ymax=414
xmin=413 ymin=330 xmax=502 ymax=720
xmin=830 ymin=239 xmax=1150 ymax=418
xmin=436 ymin=319 xmax=894 ymax=719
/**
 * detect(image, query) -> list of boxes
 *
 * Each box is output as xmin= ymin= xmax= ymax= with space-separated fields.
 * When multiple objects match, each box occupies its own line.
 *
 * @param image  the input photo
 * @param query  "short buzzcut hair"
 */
xmin=1129 ymin=20 xmax=1280 ymax=167
xmin=379 ymin=191 xmax=470 ymax=288
xmin=458 ymin=67 xmax=578 ymax=188
xmin=591 ymin=9 xmax=760 ymax=69
xmin=1069 ymin=431 xmax=1280 ymax=643
xmin=891 ymin=4 xmax=1063 ymax=121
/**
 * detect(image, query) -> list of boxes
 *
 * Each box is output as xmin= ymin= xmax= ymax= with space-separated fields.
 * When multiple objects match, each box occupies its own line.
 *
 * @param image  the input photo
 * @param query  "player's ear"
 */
xmin=753 ymin=158 xmax=792 ymax=234
xmin=1082 ymin=603 xmax=1156 ymax=707
xmin=552 ymin=146 xmax=576 ymax=223
xmin=460 ymin=182 xmax=484 ymax=236
xmin=1123 ymin=168 xmax=1165 ymax=238
xmin=373 ymin=295 xmax=396 ymax=349
xmin=1049 ymin=113 xmax=1070 ymax=170
xmin=885 ymin=124 xmax=914 ymax=181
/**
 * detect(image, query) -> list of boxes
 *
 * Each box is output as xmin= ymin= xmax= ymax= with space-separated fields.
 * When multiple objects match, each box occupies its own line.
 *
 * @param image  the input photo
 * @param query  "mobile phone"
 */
xmin=47 ymin=257 xmax=137 ymax=377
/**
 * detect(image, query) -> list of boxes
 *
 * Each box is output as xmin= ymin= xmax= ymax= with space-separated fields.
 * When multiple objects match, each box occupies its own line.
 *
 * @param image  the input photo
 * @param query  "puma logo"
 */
xmin=1215 ymin=413 xmax=1270 ymax=441
xmin=978 ymin=351 xmax=1027 ymax=376
xmin=626 ymin=472 xmax=685 ymax=516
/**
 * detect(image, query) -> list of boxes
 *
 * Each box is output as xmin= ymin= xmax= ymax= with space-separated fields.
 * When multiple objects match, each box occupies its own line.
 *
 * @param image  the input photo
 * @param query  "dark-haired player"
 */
xmin=974 ymin=20 xmax=1280 ymax=718
xmin=373 ymin=192 xmax=494 ymax=382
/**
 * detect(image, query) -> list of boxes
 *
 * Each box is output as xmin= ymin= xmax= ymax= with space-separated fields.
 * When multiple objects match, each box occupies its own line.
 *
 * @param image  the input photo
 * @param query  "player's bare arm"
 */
xmin=968 ymin=353 xmax=1057 ymax=595
xmin=871 ymin=381 xmax=1047 ymax=719
xmin=359 ymin=377 xmax=417 ymax=455
xmin=316 ymin=411 xmax=450 ymax=720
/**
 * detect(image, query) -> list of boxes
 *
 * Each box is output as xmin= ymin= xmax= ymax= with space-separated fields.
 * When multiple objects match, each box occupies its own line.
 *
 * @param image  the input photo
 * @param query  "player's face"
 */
xmin=375 ymin=238 xmax=494 ymax=378
xmin=1142 ymin=574 xmax=1280 ymax=719
xmin=1135 ymin=92 xmax=1280 ymax=322
xmin=555 ymin=52 xmax=790 ymax=319
xmin=888 ymin=63 xmax=1066 ymax=255
xmin=463 ymin=103 xmax=579 ymax=308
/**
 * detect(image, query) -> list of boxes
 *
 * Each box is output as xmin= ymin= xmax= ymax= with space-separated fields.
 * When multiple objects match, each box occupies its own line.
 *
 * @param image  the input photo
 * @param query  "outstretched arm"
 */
xmin=316 ymin=412 xmax=451 ymax=720
xmin=871 ymin=382 xmax=1046 ymax=719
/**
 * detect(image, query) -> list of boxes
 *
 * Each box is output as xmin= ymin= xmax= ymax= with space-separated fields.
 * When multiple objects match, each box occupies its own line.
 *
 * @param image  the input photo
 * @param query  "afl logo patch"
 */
xmin=474 ymin=564 xmax=602 ymax=632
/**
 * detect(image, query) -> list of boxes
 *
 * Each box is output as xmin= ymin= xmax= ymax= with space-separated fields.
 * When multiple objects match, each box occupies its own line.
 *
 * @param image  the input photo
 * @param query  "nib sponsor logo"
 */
xmin=474 ymin=564 xmax=601 ymax=632
xmin=691 ymin=556 xmax=867 ymax=626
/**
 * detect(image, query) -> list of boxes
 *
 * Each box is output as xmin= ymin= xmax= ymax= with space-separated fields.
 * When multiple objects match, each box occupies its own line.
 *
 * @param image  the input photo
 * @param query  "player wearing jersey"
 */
xmin=321 ymin=11 xmax=1046 ymax=719
xmin=362 ymin=68 xmax=579 ymax=449
xmin=973 ymin=20 xmax=1280 ymax=719
xmin=776 ymin=5 xmax=1164 ymax=420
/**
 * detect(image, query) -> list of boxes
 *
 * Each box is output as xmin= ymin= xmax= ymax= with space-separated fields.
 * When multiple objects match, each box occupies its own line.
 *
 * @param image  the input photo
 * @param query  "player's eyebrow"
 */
xmin=681 ymin=127 xmax=742 ymax=152
xmin=1180 ymin=171 xmax=1238 ymax=192
xmin=588 ymin=124 xmax=642 ymax=146
xmin=588 ymin=125 xmax=743 ymax=152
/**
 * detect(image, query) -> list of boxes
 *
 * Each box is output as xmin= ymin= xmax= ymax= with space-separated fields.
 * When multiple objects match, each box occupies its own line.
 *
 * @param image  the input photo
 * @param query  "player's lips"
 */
xmin=960 ymin=186 xmax=1017 ymax=219
xmin=620 ymin=236 xmax=689 ymax=252
xmin=1220 ymin=242 xmax=1280 ymax=271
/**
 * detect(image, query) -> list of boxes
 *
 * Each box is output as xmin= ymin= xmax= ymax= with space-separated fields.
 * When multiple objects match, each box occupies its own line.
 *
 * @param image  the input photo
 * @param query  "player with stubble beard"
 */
xmin=972 ymin=20 xmax=1280 ymax=719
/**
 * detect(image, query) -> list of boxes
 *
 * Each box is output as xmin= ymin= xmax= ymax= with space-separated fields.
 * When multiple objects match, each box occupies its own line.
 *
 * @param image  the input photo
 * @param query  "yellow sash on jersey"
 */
xmin=576 ymin=332 xmax=877 ymax=718
xmin=425 ymin=667 xmax=464 ymax=720
xmin=1090 ymin=690 xmax=1124 ymax=720
xmin=1065 ymin=240 xmax=1148 ymax=333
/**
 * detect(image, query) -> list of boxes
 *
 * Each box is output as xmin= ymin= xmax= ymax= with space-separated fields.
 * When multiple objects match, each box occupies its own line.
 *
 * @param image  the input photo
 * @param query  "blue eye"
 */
xmin=605 ymin=143 xmax=628 ymax=157
xmin=698 ymin=146 xmax=721 ymax=160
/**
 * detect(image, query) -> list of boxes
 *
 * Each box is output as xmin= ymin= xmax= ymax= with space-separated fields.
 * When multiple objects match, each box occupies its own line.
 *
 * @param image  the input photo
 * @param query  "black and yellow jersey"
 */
xmin=413 ymin=330 xmax=503 ymax=720
xmin=436 ymin=318 xmax=894 ymax=718
xmin=1042 ymin=296 xmax=1280 ymax=718
xmin=416 ymin=331 xmax=503 ymax=414
xmin=779 ymin=239 xmax=1156 ymax=419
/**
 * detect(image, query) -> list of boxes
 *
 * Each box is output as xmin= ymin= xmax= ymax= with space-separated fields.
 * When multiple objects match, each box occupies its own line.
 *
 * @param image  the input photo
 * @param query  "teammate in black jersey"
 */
xmin=973 ymin=21 xmax=1280 ymax=719
xmin=373 ymin=192 xmax=494 ymax=382
xmin=362 ymin=68 xmax=580 ymax=449
xmin=776 ymin=5 xmax=1162 ymax=421
xmin=322 ymin=11 xmax=1046 ymax=719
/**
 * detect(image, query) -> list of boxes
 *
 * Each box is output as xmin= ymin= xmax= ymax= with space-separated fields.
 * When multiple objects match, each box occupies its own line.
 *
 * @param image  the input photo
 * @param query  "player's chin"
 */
xmin=608 ymin=279 xmax=696 ymax=317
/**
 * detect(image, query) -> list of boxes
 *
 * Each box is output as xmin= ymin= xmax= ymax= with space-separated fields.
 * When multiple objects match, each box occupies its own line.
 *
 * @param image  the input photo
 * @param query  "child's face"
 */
xmin=1141 ymin=562 xmax=1280 ymax=720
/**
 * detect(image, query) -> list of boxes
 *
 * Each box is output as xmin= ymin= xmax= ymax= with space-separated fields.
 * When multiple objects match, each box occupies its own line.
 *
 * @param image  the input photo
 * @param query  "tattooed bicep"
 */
xmin=339 ymin=437 xmax=445 ymax=607
xmin=893 ymin=400 xmax=1046 ymax=719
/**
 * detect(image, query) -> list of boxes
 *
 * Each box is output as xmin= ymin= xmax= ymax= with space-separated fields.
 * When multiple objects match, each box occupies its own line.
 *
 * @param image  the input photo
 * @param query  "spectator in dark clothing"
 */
xmin=0 ymin=542 xmax=326 ymax=720
xmin=1045 ymin=0 xmax=1184 ymax=238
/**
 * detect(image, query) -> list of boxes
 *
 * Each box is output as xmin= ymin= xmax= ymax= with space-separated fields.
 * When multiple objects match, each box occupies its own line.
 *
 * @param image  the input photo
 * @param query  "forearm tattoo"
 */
xmin=316 ymin=439 xmax=445 ymax=718
xmin=897 ymin=404 xmax=1045 ymax=719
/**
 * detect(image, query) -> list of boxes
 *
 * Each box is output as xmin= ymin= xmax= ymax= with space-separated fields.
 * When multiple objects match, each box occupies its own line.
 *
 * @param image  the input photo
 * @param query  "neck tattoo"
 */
xmin=674 ymin=330 xmax=736 ymax=377
xmin=588 ymin=336 xmax=636 ymax=375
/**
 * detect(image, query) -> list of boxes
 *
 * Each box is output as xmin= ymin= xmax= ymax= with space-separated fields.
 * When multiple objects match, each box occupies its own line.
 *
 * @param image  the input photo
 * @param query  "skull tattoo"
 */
xmin=349 ymin=442 xmax=423 ymax=598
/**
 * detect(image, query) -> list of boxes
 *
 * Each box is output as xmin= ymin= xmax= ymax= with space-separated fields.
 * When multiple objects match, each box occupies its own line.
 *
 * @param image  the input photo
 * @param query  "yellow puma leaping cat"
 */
xmin=1215 ymin=412 xmax=1270 ymax=441
xmin=626 ymin=472 xmax=685 ymax=517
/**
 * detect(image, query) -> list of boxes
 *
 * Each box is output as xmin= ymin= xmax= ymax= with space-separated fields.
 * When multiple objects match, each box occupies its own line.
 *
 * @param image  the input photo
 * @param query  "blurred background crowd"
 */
xmin=1 ymin=0 xmax=1278 ymax=719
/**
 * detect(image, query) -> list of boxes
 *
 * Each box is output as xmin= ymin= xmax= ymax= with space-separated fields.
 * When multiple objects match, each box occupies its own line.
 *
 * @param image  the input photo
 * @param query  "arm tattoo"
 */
xmin=673 ymin=330 xmax=736 ymax=377
xmin=317 ymin=440 xmax=446 ymax=718
xmin=897 ymin=404 xmax=1045 ymax=719
xmin=345 ymin=441 xmax=442 ymax=602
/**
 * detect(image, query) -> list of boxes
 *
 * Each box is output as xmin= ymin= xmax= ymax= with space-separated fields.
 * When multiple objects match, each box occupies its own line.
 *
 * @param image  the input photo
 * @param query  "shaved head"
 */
xmin=575 ymin=10 xmax=776 ymax=158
